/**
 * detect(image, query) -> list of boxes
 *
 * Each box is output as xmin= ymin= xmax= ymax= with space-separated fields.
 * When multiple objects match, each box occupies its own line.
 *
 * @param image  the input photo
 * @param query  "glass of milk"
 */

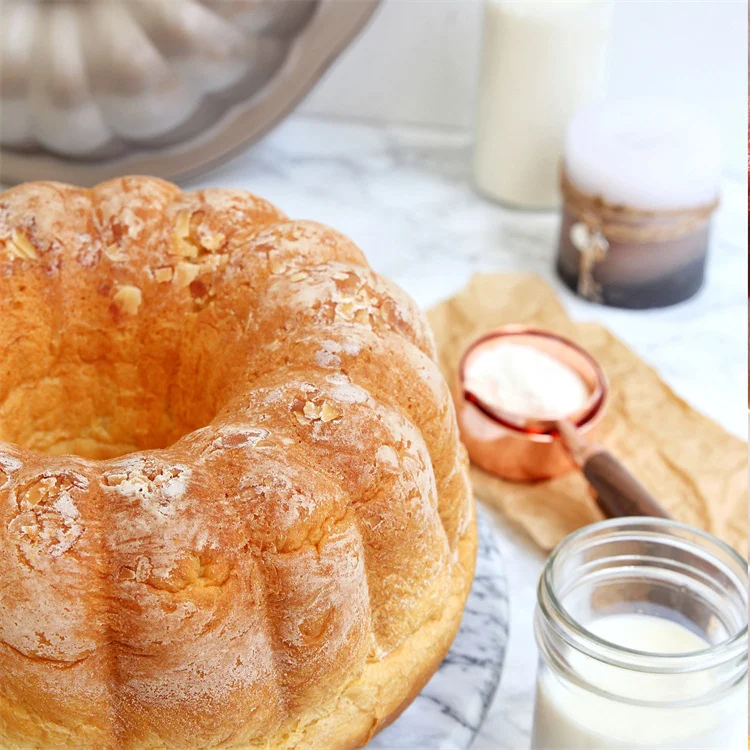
xmin=532 ymin=518 xmax=748 ymax=749
xmin=473 ymin=0 xmax=613 ymax=210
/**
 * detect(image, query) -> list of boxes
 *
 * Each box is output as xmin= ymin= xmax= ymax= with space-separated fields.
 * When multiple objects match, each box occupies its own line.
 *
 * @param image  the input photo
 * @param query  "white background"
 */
xmin=301 ymin=0 xmax=748 ymax=178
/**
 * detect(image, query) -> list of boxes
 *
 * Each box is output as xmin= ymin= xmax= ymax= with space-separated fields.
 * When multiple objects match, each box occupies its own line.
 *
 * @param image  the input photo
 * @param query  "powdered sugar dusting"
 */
xmin=102 ymin=458 xmax=191 ymax=515
xmin=375 ymin=445 xmax=399 ymax=470
xmin=209 ymin=426 xmax=270 ymax=452
xmin=326 ymin=374 xmax=368 ymax=405
xmin=316 ymin=348 xmax=341 ymax=368
xmin=315 ymin=338 xmax=362 ymax=369
xmin=0 ymin=453 xmax=23 ymax=474
xmin=0 ymin=452 xmax=22 ymax=488
xmin=10 ymin=472 xmax=88 ymax=562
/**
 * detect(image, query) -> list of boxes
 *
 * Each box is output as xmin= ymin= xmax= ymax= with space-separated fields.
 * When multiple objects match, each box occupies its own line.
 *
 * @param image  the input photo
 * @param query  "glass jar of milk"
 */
xmin=532 ymin=518 xmax=748 ymax=749
xmin=473 ymin=0 xmax=613 ymax=210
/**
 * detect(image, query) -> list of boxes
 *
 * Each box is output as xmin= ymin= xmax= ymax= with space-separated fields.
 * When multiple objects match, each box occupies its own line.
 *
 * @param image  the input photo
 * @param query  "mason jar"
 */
xmin=532 ymin=518 xmax=748 ymax=749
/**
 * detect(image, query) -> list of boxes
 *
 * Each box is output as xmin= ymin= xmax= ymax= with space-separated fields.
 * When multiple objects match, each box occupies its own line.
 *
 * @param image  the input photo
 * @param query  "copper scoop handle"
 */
xmin=557 ymin=419 xmax=671 ymax=519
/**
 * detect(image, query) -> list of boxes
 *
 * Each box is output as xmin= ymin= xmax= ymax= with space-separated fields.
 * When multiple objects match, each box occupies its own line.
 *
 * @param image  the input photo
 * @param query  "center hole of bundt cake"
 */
xmin=0 ymin=307 xmax=240 ymax=461
xmin=0 ymin=361 xmax=231 ymax=461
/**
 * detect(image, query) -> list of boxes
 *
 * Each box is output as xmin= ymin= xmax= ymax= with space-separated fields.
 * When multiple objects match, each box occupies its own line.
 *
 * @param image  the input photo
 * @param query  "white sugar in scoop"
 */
xmin=459 ymin=329 xmax=669 ymax=518
xmin=463 ymin=342 xmax=591 ymax=421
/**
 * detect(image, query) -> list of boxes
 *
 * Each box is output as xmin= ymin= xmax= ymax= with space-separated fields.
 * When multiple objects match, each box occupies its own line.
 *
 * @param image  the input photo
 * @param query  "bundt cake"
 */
xmin=0 ymin=177 xmax=476 ymax=749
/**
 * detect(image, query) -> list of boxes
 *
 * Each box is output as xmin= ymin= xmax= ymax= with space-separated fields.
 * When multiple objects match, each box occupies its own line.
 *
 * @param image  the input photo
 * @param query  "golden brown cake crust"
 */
xmin=0 ymin=177 xmax=476 ymax=749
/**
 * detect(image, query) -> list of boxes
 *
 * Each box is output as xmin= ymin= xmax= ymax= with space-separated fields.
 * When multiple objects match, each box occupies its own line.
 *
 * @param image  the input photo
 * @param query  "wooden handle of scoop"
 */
xmin=582 ymin=450 xmax=671 ymax=519
xmin=555 ymin=418 xmax=671 ymax=519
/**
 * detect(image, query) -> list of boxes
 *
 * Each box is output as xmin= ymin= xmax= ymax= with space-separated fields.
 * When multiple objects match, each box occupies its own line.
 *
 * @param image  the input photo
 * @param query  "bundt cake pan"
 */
xmin=0 ymin=0 xmax=379 ymax=186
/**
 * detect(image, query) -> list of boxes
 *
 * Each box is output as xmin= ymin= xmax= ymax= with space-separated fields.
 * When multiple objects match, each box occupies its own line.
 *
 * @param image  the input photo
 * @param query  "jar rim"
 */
xmin=539 ymin=517 xmax=748 ymax=674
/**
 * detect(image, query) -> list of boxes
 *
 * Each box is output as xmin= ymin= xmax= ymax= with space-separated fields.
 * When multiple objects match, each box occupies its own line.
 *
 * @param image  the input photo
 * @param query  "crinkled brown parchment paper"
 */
xmin=428 ymin=273 xmax=748 ymax=556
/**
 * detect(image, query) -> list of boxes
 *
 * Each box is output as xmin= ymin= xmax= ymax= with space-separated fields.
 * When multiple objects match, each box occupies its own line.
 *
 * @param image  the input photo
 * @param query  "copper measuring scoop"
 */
xmin=455 ymin=327 xmax=670 ymax=520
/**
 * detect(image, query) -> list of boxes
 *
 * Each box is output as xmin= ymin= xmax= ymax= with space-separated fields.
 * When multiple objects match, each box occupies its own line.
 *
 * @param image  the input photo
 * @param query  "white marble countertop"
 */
xmin=187 ymin=115 xmax=748 ymax=750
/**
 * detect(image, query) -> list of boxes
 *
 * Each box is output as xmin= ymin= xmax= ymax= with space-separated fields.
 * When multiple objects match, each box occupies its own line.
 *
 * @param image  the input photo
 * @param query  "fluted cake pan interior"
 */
xmin=0 ymin=0 xmax=379 ymax=186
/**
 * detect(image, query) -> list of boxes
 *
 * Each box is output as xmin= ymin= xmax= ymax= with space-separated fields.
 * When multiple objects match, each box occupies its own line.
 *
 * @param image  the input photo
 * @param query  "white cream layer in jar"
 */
xmin=532 ymin=519 xmax=748 ymax=750
xmin=556 ymin=98 xmax=721 ymax=308
xmin=463 ymin=342 xmax=590 ymax=420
